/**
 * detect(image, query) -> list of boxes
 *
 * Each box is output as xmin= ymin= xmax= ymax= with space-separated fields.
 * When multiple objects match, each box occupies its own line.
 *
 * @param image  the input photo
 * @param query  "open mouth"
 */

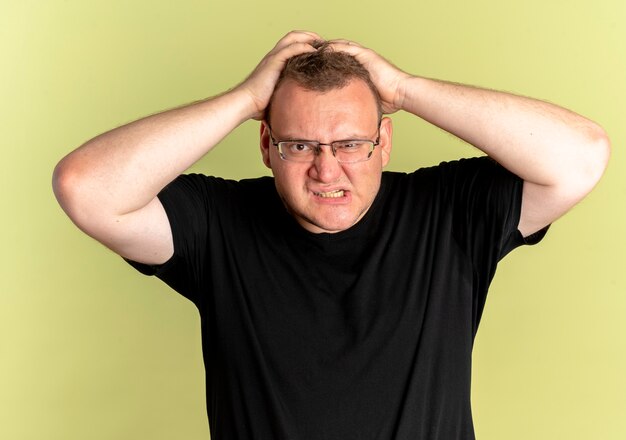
xmin=314 ymin=189 xmax=345 ymax=198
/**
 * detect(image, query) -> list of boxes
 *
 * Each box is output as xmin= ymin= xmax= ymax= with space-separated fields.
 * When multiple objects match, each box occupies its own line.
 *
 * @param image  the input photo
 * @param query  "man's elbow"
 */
xmin=580 ymin=122 xmax=611 ymax=193
xmin=549 ymin=123 xmax=611 ymax=208
xmin=53 ymin=158 xmax=75 ymax=212
xmin=52 ymin=156 xmax=96 ymax=230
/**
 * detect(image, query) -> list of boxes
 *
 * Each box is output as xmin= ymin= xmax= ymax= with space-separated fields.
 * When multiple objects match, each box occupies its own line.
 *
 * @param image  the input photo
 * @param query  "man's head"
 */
xmin=260 ymin=42 xmax=393 ymax=234
xmin=266 ymin=41 xmax=383 ymax=124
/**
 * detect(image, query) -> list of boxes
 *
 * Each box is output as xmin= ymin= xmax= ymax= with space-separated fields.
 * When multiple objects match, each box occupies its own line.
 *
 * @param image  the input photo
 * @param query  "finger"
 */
xmin=257 ymin=41 xmax=318 ymax=77
xmin=274 ymin=41 xmax=318 ymax=60
xmin=273 ymin=30 xmax=323 ymax=51
xmin=326 ymin=41 xmax=365 ymax=57
xmin=291 ymin=29 xmax=322 ymax=39
xmin=327 ymin=38 xmax=362 ymax=48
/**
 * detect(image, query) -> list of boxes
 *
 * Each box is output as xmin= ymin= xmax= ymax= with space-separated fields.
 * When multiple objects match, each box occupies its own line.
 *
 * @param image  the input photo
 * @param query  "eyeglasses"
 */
xmin=267 ymin=123 xmax=381 ymax=164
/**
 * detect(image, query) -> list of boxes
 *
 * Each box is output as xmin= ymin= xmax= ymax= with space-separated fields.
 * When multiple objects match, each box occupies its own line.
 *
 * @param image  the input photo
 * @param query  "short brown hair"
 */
xmin=266 ymin=41 xmax=383 ymax=123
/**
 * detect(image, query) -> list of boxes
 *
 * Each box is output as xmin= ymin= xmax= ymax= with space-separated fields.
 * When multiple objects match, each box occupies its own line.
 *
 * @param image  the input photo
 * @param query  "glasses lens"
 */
xmin=334 ymin=141 xmax=374 ymax=163
xmin=279 ymin=142 xmax=317 ymax=162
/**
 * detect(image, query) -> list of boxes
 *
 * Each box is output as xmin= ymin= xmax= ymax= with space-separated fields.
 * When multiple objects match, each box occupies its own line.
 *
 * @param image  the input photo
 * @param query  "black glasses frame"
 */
xmin=266 ymin=122 xmax=381 ymax=164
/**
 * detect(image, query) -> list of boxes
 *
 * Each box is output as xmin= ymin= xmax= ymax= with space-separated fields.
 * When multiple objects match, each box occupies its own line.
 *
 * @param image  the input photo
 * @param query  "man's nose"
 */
xmin=309 ymin=145 xmax=342 ymax=182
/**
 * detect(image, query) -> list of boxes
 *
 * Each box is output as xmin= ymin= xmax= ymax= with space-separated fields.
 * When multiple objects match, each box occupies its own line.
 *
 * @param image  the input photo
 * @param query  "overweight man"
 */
xmin=53 ymin=31 xmax=610 ymax=439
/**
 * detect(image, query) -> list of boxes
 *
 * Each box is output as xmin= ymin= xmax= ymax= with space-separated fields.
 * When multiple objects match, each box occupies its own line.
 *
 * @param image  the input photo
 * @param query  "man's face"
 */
xmin=260 ymin=78 xmax=392 ymax=234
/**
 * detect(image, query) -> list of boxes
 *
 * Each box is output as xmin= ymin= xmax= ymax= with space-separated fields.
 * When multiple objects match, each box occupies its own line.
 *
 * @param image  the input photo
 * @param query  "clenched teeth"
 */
xmin=315 ymin=190 xmax=345 ymax=198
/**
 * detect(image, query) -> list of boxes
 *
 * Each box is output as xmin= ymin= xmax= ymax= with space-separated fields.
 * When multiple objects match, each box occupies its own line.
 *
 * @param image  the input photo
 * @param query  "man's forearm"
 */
xmin=398 ymin=76 xmax=609 ymax=190
xmin=53 ymin=89 xmax=254 ymax=220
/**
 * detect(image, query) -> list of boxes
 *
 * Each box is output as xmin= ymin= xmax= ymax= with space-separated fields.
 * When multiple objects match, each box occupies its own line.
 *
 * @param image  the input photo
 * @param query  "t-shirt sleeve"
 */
xmin=125 ymin=174 xmax=215 ymax=305
xmin=445 ymin=156 xmax=547 ymax=263
xmin=437 ymin=156 xmax=548 ymax=331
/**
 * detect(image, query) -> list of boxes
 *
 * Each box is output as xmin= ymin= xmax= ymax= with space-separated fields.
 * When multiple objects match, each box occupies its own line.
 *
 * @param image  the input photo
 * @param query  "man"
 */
xmin=53 ymin=31 xmax=610 ymax=439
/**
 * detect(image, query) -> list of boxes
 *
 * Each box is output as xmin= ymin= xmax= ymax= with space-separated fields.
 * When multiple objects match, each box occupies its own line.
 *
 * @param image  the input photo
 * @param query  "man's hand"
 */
xmin=328 ymin=39 xmax=412 ymax=115
xmin=237 ymin=31 xmax=321 ymax=120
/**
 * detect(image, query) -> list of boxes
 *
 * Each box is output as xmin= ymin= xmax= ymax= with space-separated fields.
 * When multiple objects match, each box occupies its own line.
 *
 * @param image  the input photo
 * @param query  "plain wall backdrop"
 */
xmin=2 ymin=1 xmax=624 ymax=439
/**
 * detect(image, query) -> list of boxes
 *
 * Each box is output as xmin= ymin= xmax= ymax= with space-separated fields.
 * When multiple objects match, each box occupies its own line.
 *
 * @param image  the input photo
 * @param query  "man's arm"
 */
xmin=53 ymin=31 xmax=320 ymax=265
xmin=331 ymin=40 xmax=611 ymax=237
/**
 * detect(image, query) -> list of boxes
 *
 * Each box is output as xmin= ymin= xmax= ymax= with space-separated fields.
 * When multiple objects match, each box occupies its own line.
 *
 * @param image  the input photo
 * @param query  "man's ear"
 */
xmin=379 ymin=117 xmax=393 ymax=167
xmin=260 ymin=122 xmax=272 ymax=169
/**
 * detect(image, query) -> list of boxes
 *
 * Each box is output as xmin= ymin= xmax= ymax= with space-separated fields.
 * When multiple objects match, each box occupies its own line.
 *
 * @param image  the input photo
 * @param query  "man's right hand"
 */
xmin=235 ymin=30 xmax=321 ymax=120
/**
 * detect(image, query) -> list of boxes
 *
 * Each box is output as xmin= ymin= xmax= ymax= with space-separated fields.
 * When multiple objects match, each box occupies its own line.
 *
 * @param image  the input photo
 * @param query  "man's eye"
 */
xmin=336 ymin=141 xmax=365 ymax=151
xmin=288 ymin=143 xmax=313 ymax=153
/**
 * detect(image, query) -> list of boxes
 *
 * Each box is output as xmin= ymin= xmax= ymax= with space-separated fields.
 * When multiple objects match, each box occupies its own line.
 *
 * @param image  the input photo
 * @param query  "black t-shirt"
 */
xmin=129 ymin=157 xmax=545 ymax=440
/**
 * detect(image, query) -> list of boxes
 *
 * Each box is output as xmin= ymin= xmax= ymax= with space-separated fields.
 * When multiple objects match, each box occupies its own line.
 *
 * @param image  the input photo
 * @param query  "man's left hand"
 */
xmin=328 ymin=39 xmax=411 ymax=114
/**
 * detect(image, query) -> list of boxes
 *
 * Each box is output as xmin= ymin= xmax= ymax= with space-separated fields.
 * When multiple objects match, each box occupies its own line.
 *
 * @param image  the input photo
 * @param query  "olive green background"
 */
xmin=2 ymin=1 xmax=624 ymax=439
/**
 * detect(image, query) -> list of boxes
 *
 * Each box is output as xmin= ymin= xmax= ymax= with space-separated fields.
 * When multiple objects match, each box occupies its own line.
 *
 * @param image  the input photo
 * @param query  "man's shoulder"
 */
xmin=157 ymin=174 xmax=279 ymax=224
xmin=175 ymin=173 xmax=274 ymax=186
xmin=379 ymin=156 xmax=514 ymax=205
xmin=168 ymin=173 xmax=274 ymax=195
xmin=382 ymin=156 xmax=505 ymax=182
